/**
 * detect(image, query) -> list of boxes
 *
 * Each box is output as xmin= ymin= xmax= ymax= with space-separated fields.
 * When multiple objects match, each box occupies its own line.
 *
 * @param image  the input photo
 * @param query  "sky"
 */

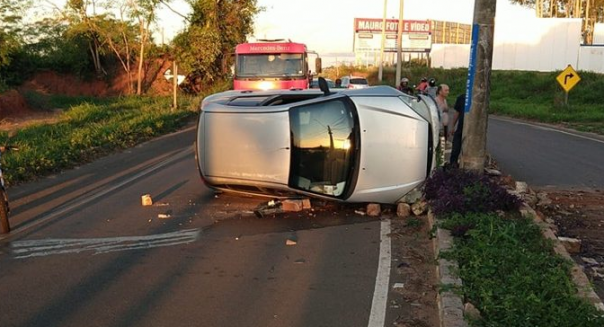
xmin=155 ymin=0 xmax=535 ymax=55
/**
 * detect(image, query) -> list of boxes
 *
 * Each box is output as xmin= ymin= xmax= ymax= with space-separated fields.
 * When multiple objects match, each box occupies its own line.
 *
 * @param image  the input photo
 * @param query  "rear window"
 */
xmin=350 ymin=78 xmax=368 ymax=85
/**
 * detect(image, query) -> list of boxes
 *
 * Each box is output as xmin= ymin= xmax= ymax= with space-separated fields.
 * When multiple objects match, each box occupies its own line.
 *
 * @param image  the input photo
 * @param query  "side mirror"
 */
xmin=315 ymin=58 xmax=322 ymax=74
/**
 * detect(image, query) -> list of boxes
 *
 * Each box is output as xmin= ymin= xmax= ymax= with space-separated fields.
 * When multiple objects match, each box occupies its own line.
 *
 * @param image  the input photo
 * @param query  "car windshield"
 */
xmin=289 ymin=99 xmax=357 ymax=198
xmin=350 ymin=78 xmax=368 ymax=85
xmin=236 ymin=53 xmax=304 ymax=77
xmin=310 ymin=79 xmax=335 ymax=88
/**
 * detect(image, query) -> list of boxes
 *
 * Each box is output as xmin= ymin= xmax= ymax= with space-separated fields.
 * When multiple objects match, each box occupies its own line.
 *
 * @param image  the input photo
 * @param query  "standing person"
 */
xmin=397 ymin=78 xmax=414 ymax=95
xmin=426 ymin=78 xmax=438 ymax=98
xmin=449 ymin=93 xmax=466 ymax=167
xmin=435 ymin=84 xmax=450 ymax=140
xmin=416 ymin=77 xmax=428 ymax=94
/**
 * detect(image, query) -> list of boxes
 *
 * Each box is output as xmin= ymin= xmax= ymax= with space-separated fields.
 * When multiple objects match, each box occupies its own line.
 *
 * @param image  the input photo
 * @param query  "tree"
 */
xmin=0 ymin=0 xmax=30 ymax=71
xmin=126 ymin=0 xmax=163 ymax=95
xmin=173 ymin=0 xmax=259 ymax=93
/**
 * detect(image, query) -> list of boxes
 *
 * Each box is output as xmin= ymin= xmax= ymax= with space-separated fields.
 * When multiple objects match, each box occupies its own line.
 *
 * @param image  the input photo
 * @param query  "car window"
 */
xmin=289 ymin=99 xmax=357 ymax=198
xmin=350 ymin=78 xmax=368 ymax=85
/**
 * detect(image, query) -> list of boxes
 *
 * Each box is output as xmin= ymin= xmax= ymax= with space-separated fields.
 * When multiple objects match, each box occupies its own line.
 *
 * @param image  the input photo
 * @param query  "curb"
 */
xmin=427 ymin=210 xmax=469 ymax=327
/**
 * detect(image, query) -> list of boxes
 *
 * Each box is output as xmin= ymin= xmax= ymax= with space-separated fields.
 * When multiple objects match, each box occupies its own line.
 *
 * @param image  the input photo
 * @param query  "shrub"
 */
xmin=423 ymin=168 xmax=521 ymax=216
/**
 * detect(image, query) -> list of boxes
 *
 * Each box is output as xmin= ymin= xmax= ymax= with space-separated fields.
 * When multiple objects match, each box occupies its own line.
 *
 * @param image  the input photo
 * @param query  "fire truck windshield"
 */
xmin=236 ymin=53 xmax=304 ymax=78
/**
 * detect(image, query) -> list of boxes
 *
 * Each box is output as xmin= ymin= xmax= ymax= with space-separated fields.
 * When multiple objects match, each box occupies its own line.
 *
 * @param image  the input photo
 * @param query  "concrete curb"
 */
xmin=427 ymin=210 xmax=469 ymax=327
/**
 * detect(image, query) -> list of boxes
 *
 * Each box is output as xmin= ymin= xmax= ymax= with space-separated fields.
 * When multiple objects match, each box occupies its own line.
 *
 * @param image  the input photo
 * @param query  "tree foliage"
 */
xmin=0 ymin=0 xmax=32 ymax=88
xmin=173 ymin=0 xmax=259 ymax=93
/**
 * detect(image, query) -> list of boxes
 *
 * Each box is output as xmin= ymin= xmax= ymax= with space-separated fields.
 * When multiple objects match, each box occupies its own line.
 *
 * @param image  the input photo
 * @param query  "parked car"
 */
xmin=195 ymin=85 xmax=440 ymax=204
xmin=340 ymin=76 xmax=369 ymax=89
xmin=309 ymin=78 xmax=335 ymax=89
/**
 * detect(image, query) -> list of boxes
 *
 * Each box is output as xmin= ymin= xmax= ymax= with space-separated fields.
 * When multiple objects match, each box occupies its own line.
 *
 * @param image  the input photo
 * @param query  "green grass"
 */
xmin=334 ymin=66 xmax=603 ymax=134
xmin=440 ymin=212 xmax=603 ymax=327
xmin=1 ymin=79 xmax=233 ymax=185
xmin=1 ymin=95 xmax=200 ymax=184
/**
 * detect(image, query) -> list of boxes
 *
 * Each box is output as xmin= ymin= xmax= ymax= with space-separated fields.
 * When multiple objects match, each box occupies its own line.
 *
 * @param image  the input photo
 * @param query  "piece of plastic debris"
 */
xmin=286 ymin=239 xmax=297 ymax=246
xmin=392 ymin=283 xmax=405 ymax=290
xmin=354 ymin=210 xmax=366 ymax=216
xmin=158 ymin=213 xmax=171 ymax=219
xmin=154 ymin=202 xmax=169 ymax=206
xmin=294 ymin=258 xmax=306 ymax=264
xmin=141 ymin=194 xmax=153 ymax=206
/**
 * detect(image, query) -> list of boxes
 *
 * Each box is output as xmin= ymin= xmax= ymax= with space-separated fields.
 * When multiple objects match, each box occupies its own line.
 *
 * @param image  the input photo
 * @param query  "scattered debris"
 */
xmin=354 ymin=210 xmax=366 ymax=216
xmin=286 ymin=239 xmax=297 ymax=246
xmin=294 ymin=258 xmax=306 ymax=264
xmin=154 ymin=202 xmax=169 ymax=206
xmin=557 ymin=236 xmax=582 ymax=253
xmin=484 ymin=168 xmax=502 ymax=176
xmin=366 ymin=203 xmax=381 ymax=217
xmin=581 ymin=257 xmax=599 ymax=266
xmin=282 ymin=199 xmax=303 ymax=212
xmin=396 ymin=203 xmax=411 ymax=217
xmin=411 ymin=201 xmax=427 ymax=216
xmin=392 ymin=283 xmax=405 ymax=290
xmin=158 ymin=213 xmax=172 ymax=219
xmin=141 ymin=194 xmax=153 ymax=206
xmin=464 ymin=302 xmax=482 ymax=321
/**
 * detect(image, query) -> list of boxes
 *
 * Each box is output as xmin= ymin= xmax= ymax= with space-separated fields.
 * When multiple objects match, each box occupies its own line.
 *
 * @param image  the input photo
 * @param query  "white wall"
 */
xmin=430 ymin=18 xmax=603 ymax=74
xmin=578 ymin=46 xmax=604 ymax=73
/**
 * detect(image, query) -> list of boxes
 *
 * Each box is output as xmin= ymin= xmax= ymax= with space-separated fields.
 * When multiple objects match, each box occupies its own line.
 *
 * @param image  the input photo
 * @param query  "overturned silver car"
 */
xmin=195 ymin=83 xmax=440 ymax=204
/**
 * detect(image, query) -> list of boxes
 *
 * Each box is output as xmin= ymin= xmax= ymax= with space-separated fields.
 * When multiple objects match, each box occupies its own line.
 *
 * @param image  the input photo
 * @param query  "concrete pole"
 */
xmin=395 ymin=0 xmax=404 ymax=86
xmin=378 ymin=0 xmax=387 ymax=81
xmin=461 ymin=0 xmax=496 ymax=172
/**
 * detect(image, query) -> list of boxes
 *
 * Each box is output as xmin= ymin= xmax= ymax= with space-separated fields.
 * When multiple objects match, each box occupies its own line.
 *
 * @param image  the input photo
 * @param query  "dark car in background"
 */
xmin=309 ymin=78 xmax=335 ymax=89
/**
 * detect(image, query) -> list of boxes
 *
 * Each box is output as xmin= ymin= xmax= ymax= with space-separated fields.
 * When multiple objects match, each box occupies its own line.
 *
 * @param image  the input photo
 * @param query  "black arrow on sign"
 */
xmin=564 ymin=73 xmax=574 ymax=84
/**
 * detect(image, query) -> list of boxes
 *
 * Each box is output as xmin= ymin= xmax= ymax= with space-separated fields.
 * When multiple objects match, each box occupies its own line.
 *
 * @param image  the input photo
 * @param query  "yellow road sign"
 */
xmin=556 ymin=65 xmax=581 ymax=92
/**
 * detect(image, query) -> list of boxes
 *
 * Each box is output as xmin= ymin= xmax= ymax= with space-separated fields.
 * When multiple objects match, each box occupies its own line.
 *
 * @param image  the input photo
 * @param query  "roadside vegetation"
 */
xmin=424 ymin=168 xmax=603 ymax=326
xmin=324 ymin=65 xmax=604 ymax=134
xmin=0 ymin=80 xmax=230 ymax=185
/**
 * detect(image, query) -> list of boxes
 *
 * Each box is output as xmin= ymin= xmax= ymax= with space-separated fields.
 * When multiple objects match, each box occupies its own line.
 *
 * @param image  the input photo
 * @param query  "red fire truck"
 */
xmin=233 ymin=39 xmax=321 ymax=90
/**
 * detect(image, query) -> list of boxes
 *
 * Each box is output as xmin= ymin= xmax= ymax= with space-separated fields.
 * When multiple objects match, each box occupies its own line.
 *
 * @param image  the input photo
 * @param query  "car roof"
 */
xmin=202 ymin=86 xmax=404 ymax=109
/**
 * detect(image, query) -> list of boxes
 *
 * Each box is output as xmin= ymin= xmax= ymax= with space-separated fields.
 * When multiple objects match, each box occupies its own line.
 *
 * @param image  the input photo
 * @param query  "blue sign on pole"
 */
xmin=465 ymin=23 xmax=480 ymax=113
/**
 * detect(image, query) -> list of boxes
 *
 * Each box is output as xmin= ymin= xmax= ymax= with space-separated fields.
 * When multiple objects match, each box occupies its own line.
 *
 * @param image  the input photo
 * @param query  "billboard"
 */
xmin=353 ymin=18 xmax=432 ymax=53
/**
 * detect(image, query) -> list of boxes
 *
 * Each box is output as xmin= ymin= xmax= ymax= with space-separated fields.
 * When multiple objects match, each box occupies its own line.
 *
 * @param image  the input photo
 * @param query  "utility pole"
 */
xmin=395 ymin=0 xmax=404 ymax=86
xmin=378 ymin=0 xmax=387 ymax=81
xmin=461 ymin=0 xmax=496 ymax=172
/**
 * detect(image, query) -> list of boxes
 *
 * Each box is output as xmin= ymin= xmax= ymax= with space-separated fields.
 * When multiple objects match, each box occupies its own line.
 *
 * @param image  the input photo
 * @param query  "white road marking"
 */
xmin=368 ymin=219 xmax=391 ymax=327
xmin=11 ymin=228 xmax=200 ymax=259
xmin=0 ymin=147 xmax=192 ymax=241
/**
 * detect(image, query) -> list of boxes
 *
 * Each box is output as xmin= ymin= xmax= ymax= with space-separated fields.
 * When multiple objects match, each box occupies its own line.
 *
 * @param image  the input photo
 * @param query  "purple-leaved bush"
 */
xmin=423 ymin=168 xmax=522 ymax=216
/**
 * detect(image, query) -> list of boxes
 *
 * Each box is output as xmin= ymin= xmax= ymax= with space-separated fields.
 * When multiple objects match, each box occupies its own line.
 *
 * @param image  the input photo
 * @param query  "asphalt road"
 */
xmin=0 ymin=125 xmax=404 ymax=327
xmin=487 ymin=116 xmax=604 ymax=190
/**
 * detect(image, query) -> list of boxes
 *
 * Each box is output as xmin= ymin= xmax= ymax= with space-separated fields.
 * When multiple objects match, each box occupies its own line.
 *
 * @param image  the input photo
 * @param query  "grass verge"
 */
xmin=365 ymin=67 xmax=604 ymax=134
xmin=424 ymin=169 xmax=603 ymax=326
xmin=0 ymin=80 xmax=231 ymax=185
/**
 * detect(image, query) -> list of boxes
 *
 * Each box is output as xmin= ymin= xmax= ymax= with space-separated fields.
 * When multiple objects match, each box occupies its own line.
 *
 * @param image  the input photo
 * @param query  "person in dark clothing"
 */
xmin=397 ymin=78 xmax=414 ymax=95
xmin=449 ymin=93 xmax=465 ymax=167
